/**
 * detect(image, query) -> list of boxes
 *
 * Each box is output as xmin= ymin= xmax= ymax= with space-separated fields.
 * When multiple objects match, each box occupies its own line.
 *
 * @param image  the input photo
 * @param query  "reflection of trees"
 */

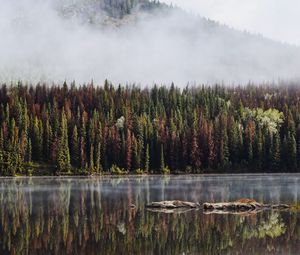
xmin=243 ymin=212 xmax=286 ymax=239
xmin=0 ymin=178 xmax=299 ymax=254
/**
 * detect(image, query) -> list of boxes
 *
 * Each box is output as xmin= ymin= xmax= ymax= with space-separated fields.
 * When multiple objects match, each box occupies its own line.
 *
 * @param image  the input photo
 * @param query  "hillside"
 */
xmin=55 ymin=0 xmax=169 ymax=26
xmin=1 ymin=0 xmax=300 ymax=84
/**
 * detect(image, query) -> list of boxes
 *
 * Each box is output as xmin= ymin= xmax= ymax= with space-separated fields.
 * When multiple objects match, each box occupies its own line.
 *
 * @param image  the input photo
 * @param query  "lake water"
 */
xmin=0 ymin=174 xmax=300 ymax=255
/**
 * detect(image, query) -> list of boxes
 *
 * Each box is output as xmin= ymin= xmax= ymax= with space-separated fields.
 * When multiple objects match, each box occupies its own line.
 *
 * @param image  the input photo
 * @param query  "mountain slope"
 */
xmin=0 ymin=0 xmax=299 ymax=84
xmin=55 ymin=0 xmax=169 ymax=26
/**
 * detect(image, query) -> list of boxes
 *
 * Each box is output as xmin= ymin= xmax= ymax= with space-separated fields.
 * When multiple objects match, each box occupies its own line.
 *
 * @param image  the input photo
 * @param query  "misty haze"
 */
xmin=1 ymin=0 xmax=300 ymax=85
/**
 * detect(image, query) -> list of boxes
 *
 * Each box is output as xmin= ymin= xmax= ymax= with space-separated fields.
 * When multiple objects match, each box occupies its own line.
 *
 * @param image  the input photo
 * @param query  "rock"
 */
xmin=145 ymin=199 xmax=290 ymax=214
xmin=117 ymin=223 xmax=126 ymax=235
xmin=204 ymin=198 xmax=261 ymax=212
xmin=147 ymin=208 xmax=196 ymax=214
xmin=203 ymin=199 xmax=290 ymax=213
xmin=203 ymin=202 xmax=261 ymax=212
xmin=271 ymin=204 xmax=290 ymax=209
xmin=203 ymin=209 xmax=262 ymax=216
xmin=146 ymin=200 xmax=200 ymax=209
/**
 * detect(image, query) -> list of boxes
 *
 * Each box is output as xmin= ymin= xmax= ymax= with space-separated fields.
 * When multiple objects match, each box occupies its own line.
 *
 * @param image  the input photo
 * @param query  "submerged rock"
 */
xmin=146 ymin=200 xmax=200 ymax=209
xmin=203 ymin=199 xmax=290 ymax=213
xmin=203 ymin=202 xmax=260 ymax=211
xmin=117 ymin=223 xmax=126 ymax=235
xmin=147 ymin=208 xmax=196 ymax=214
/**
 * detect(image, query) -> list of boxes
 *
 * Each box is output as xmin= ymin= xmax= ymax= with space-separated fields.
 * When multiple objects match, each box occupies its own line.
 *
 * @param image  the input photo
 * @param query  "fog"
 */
xmin=163 ymin=0 xmax=300 ymax=46
xmin=1 ymin=0 xmax=300 ymax=86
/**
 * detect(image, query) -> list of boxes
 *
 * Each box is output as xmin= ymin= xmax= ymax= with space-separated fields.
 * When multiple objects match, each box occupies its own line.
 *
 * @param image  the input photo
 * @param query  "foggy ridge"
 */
xmin=1 ymin=0 xmax=300 ymax=85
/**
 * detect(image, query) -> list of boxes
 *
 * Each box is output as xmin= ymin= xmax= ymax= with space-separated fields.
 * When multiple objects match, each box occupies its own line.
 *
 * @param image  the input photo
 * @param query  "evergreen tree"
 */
xmin=126 ymin=129 xmax=132 ymax=171
xmin=191 ymin=128 xmax=201 ymax=171
xmin=0 ymin=128 xmax=3 ymax=173
xmin=207 ymin=122 xmax=215 ymax=169
xmin=57 ymin=109 xmax=71 ymax=173
xmin=144 ymin=143 xmax=150 ymax=173
xmin=95 ymin=142 xmax=101 ymax=173
xmin=95 ymin=121 xmax=102 ymax=173
xmin=296 ymin=124 xmax=300 ymax=169
xmin=287 ymin=131 xmax=297 ymax=171
xmin=32 ymin=117 xmax=42 ymax=161
xmin=71 ymin=125 xmax=80 ymax=168
xmin=272 ymin=133 xmax=281 ymax=172
xmin=160 ymin=144 xmax=165 ymax=173
xmin=89 ymin=145 xmax=94 ymax=173
xmin=254 ymin=127 xmax=263 ymax=171
xmin=80 ymin=115 xmax=87 ymax=170
xmin=27 ymin=138 xmax=32 ymax=163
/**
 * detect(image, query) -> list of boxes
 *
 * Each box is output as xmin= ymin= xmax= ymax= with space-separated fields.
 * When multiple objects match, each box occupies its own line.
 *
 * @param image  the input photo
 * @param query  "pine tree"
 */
xmin=27 ymin=138 xmax=32 ymax=163
xmin=160 ymin=143 xmax=165 ymax=173
xmin=95 ymin=142 xmax=101 ymax=173
xmin=229 ymin=121 xmax=239 ymax=166
xmin=8 ymin=119 xmax=23 ymax=175
xmin=287 ymin=131 xmax=297 ymax=171
xmin=71 ymin=125 xmax=79 ymax=168
xmin=133 ymin=115 xmax=143 ymax=170
xmin=57 ymin=109 xmax=71 ymax=173
xmin=272 ymin=133 xmax=281 ymax=171
xmin=222 ymin=127 xmax=230 ymax=167
xmin=80 ymin=115 xmax=87 ymax=170
xmin=31 ymin=117 xmax=44 ymax=162
xmin=255 ymin=127 xmax=263 ymax=171
xmin=89 ymin=145 xmax=94 ymax=173
xmin=43 ymin=119 xmax=51 ymax=162
xmin=0 ymin=128 xmax=4 ymax=174
xmin=126 ymin=129 xmax=132 ymax=171
xmin=88 ymin=116 xmax=96 ymax=173
xmin=296 ymin=124 xmax=300 ymax=170
xmin=245 ymin=121 xmax=255 ymax=165
xmin=191 ymin=128 xmax=201 ymax=171
xmin=132 ymin=135 xmax=139 ymax=171
xmin=95 ymin=121 xmax=102 ymax=173
xmin=207 ymin=122 xmax=215 ymax=168
xmin=144 ymin=143 xmax=150 ymax=173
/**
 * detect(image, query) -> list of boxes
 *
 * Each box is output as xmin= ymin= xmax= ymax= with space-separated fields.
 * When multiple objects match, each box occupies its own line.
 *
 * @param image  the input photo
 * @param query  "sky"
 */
xmin=162 ymin=0 xmax=300 ymax=46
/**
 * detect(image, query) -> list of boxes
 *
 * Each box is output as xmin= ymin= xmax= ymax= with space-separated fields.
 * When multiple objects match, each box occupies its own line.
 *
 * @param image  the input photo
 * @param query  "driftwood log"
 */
xmin=146 ymin=199 xmax=290 ymax=214
xmin=146 ymin=200 xmax=200 ymax=209
xmin=147 ymin=208 xmax=196 ymax=214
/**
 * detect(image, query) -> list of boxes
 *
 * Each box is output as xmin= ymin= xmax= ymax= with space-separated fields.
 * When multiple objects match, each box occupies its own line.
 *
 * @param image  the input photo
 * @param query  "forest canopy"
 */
xmin=0 ymin=81 xmax=300 ymax=175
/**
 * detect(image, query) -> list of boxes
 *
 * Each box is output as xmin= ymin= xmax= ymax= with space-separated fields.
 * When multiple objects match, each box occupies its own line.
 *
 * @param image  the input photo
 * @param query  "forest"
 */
xmin=59 ymin=0 xmax=168 ymax=20
xmin=0 ymin=81 xmax=300 ymax=176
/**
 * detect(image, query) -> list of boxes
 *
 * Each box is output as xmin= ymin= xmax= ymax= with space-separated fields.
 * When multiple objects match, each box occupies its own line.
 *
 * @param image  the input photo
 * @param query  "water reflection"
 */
xmin=0 ymin=175 xmax=300 ymax=255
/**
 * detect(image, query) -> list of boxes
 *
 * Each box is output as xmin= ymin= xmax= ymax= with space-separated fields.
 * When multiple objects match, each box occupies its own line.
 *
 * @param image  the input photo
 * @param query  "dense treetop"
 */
xmin=0 ymin=81 xmax=300 ymax=175
xmin=58 ymin=0 xmax=168 ymax=21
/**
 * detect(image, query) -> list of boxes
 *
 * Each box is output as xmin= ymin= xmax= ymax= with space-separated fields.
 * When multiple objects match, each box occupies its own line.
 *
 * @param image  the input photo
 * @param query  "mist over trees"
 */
xmin=57 ymin=0 xmax=167 ymax=20
xmin=0 ymin=82 xmax=300 ymax=175
xmin=1 ymin=0 xmax=300 ymax=85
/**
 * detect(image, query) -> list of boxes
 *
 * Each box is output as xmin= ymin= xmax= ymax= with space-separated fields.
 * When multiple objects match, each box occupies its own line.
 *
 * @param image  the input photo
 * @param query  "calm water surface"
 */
xmin=1 ymin=174 xmax=300 ymax=255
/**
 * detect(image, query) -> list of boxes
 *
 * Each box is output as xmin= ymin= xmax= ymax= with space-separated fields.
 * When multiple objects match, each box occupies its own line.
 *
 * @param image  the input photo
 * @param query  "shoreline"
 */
xmin=3 ymin=172 xmax=300 ymax=178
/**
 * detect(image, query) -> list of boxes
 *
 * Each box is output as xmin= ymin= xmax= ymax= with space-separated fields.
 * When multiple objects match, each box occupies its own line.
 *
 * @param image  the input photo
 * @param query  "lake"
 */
xmin=0 ymin=174 xmax=300 ymax=255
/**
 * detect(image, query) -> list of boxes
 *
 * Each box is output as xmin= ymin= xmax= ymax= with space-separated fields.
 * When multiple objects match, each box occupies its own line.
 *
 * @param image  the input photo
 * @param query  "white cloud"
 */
xmin=162 ymin=0 xmax=300 ymax=45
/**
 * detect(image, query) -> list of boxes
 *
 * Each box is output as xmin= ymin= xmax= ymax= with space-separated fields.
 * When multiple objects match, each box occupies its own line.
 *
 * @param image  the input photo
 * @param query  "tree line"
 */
xmin=0 ymin=81 xmax=300 ymax=175
xmin=99 ymin=0 xmax=165 ymax=18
